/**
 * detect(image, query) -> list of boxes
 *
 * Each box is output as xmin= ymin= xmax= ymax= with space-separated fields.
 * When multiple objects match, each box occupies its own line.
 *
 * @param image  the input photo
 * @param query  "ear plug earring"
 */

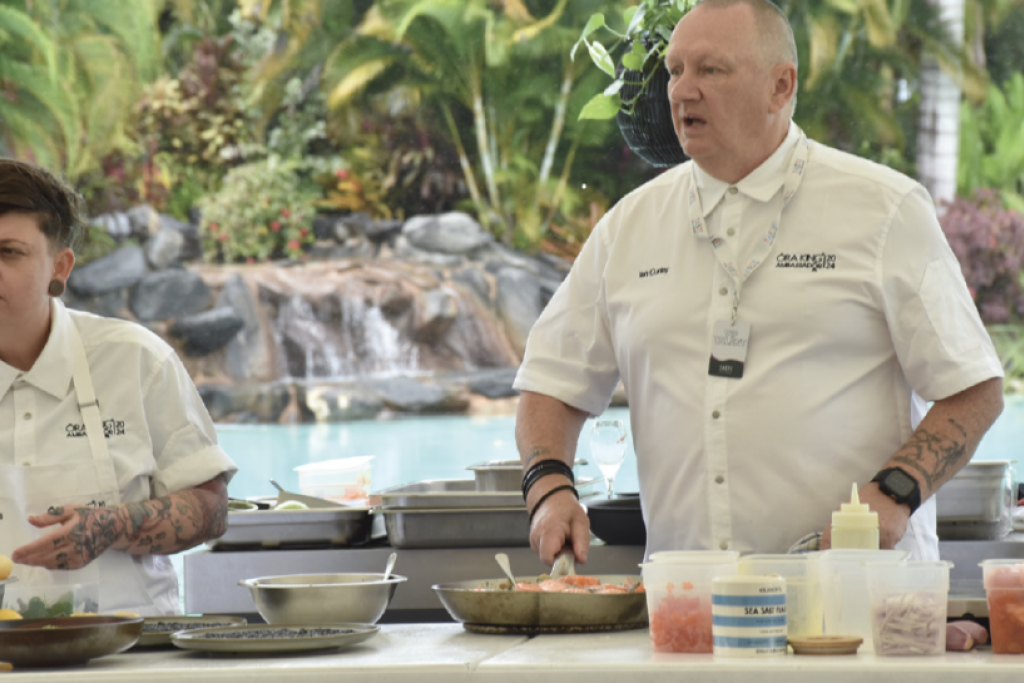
xmin=48 ymin=280 xmax=65 ymax=297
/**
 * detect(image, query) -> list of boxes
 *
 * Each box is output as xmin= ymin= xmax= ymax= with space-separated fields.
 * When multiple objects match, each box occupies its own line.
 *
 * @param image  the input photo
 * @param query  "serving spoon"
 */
xmin=495 ymin=553 xmax=517 ymax=589
xmin=383 ymin=552 xmax=398 ymax=581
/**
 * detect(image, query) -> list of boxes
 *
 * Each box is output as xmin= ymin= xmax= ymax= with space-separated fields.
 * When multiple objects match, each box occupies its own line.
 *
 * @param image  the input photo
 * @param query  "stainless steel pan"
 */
xmin=432 ymin=575 xmax=647 ymax=627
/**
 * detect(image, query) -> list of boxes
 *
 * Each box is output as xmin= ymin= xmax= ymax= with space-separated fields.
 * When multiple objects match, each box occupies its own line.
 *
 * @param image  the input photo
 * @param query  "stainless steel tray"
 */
xmin=468 ymin=459 xmax=589 ymax=492
xmin=381 ymin=507 xmax=529 ymax=548
xmin=378 ymin=479 xmax=524 ymax=509
xmin=209 ymin=507 xmax=374 ymax=550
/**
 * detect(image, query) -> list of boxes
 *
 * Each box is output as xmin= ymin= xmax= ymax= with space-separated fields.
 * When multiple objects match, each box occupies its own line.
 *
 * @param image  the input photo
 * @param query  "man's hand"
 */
xmin=529 ymin=487 xmax=591 ymax=566
xmin=11 ymin=506 xmax=124 ymax=570
xmin=820 ymin=482 xmax=910 ymax=550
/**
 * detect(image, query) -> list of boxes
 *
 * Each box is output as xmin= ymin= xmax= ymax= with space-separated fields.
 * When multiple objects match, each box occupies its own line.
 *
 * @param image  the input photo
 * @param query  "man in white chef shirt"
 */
xmin=0 ymin=158 xmax=238 ymax=615
xmin=514 ymin=0 xmax=1005 ymax=566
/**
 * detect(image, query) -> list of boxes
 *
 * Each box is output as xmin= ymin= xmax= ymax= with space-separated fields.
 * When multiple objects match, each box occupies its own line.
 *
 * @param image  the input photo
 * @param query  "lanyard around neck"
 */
xmin=688 ymin=131 xmax=810 ymax=321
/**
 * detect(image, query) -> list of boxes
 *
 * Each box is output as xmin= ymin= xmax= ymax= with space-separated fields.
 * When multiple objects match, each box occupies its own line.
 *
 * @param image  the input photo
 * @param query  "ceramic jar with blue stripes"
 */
xmin=712 ymin=575 xmax=788 ymax=657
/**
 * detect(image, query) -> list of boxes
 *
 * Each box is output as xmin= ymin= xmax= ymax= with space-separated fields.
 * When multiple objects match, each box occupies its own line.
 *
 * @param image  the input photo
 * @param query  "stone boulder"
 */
xmin=363 ymin=376 xmax=469 ymax=413
xmin=451 ymin=267 xmax=492 ymax=307
xmin=130 ymin=269 xmax=211 ymax=322
xmin=495 ymin=267 xmax=544 ymax=358
xmin=217 ymin=274 xmax=272 ymax=381
xmin=465 ymin=367 xmax=520 ymax=399
xmin=159 ymin=214 xmax=203 ymax=261
xmin=145 ymin=227 xmax=185 ymax=269
xmin=68 ymin=246 xmax=148 ymax=297
xmin=199 ymin=382 xmax=291 ymax=423
xmin=169 ymin=307 xmax=245 ymax=356
xmin=415 ymin=288 xmax=459 ymax=343
xmin=403 ymin=212 xmax=493 ymax=254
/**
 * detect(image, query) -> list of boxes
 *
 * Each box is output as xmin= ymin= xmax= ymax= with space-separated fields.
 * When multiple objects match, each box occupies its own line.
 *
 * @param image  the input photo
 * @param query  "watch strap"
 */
xmin=871 ymin=467 xmax=922 ymax=515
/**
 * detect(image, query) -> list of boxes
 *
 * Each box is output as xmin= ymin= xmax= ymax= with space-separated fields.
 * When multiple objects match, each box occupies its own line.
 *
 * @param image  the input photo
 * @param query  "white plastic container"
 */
xmin=641 ymin=551 xmax=739 ymax=653
xmin=294 ymin=456 xmax=375 ymax=505
xmin=739 ymin=553 xmax=821 ymax=638
xmin=712 ymin=575 xmax=787 ymax=657
xmin=866 ymin=560 xmax=950 ymax=656
xmin=819 ymin=548 xmax=907 ymax=649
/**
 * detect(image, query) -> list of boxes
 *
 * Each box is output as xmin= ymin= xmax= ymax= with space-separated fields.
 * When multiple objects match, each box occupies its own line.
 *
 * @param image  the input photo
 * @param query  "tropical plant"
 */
xmin=318 ymin=0 xmax=614 ymax=250
xmin=197 ymin=157 xmax=318 ymax=262
xmin=958 ymin=72 xmax=1024 ymax=214
xmin=572 ymin=0 xmax=696 ymax=120
xmin=0 ymin=1 xmax=162 ymax=180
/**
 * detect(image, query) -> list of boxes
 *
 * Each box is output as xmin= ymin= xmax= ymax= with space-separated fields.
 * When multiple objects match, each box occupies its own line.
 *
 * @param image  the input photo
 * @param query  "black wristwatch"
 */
xmin=871 ymin=467 xmax=922 ymax=515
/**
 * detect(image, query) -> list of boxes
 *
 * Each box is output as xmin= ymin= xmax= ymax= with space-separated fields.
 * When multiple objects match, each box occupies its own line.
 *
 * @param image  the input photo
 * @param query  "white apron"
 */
xmin=0 ymin=320 xmax=173 ymax=615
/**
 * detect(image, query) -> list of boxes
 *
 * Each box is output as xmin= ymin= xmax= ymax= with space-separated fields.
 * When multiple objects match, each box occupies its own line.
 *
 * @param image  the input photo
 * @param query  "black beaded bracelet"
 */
xmin=527 ymin=484 xmax=579 ymax=525
xmin=521 ymin=460 xmax=575 ymax=500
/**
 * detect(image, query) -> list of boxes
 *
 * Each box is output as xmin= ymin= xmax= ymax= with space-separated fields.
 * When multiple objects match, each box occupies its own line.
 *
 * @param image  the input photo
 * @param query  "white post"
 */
xmin=916 ymin=0 xmax=964 ymax=208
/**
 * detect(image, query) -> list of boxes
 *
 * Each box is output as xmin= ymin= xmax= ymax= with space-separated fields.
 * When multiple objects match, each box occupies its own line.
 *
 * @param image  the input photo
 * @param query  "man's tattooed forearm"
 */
xmin=524 ymin=447 xmax=551 ymax=469
xmin=890 ymin=420 xmax=968 ymax=491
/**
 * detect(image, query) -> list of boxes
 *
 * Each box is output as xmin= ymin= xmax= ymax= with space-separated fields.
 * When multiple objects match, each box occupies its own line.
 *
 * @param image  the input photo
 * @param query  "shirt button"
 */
xmin=23 ymin=412 xmax=32 ymax=420
xmin=712 ymin=410 xmax=721 ymax=419
xmin=719 ymin=541 xmax=729 ymax=550
xmin=715 ymin=475 xmax=725 ymax=484
xmin=728 ymin=187 xmax=739 ymax=195
xmin=727 ymin=228 xmax=736 ymax=236
xmin=718 ymin=287 xmax=728 ymax=296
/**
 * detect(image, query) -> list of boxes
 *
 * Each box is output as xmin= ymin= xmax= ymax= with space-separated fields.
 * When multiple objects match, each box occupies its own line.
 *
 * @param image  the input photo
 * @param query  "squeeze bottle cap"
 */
xmin=831 ymin=482 xmax=878 ymax=529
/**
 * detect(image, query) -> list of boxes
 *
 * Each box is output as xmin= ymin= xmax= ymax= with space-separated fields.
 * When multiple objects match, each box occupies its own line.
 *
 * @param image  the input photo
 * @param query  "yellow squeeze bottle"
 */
xmin=830 ymin=483 xmax=879 ymax=550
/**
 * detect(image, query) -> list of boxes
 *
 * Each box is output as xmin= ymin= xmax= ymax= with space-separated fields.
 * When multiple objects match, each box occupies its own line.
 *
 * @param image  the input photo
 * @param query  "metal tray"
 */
xmin=378 ymin=479 xmax=524 ymax=509
xmin=467 ymin=459 xmax=589 ymax=492
xmin=209 ymin=507 xmax=374 ymax=550
xmin=381 ymin=507 xmax=530 ymax=548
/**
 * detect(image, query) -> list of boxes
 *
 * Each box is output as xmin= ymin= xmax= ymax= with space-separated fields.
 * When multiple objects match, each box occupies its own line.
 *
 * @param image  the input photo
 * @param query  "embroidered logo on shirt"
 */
xmin=639 ymin=267 xmax=669 ymax=278
xmin=775 ymin=253 xmax=836 ymax=272
xmin=65 ymin=419 xmax=126 ymax=438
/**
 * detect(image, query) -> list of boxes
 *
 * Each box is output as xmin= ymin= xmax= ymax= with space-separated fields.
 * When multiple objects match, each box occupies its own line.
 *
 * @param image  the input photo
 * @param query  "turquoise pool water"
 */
xmin=216 ymin=396 xmax=1024 ymax=501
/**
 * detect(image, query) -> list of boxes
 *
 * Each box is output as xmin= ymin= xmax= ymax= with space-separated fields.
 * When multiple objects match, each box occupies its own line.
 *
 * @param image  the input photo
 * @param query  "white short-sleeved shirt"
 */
xmin=514 ymin=122 xmax=1003 ymax=559
xmin=0 ymin=299 xmax=238 ymax=612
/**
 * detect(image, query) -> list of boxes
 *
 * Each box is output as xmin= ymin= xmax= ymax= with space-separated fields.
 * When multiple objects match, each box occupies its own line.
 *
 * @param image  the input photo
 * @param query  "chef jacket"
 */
xmin=0 ymin=298 xmax=237 ymax=614
xmin=514 ymin=121 xmax=1003 ymax=559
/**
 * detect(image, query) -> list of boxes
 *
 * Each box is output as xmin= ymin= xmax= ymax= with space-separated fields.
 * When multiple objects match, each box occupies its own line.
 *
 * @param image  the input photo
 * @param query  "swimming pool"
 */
xmin=216 ymin=396 xmax=1024 ymax=502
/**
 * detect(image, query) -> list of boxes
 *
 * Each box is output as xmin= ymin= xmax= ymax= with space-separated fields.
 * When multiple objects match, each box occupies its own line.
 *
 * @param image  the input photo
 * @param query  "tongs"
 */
xmin=269 ymin=479 xmax=345 ymax=509
xmin=550 ymin=548 xmax=576 ymax=579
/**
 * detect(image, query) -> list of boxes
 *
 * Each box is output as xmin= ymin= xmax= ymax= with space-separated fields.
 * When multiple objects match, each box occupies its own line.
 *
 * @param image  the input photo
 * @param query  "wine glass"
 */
xmin=589 ymin=419 xmax=628 ymax=499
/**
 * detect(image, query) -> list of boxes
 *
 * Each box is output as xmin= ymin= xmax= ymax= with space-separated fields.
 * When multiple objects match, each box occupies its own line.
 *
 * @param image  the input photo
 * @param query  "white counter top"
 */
xmin=4 ymin=624 xmax=1022 ymax=682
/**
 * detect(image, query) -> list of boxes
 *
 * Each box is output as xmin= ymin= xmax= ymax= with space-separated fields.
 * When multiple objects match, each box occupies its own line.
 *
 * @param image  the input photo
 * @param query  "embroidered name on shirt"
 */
xmin=775 ymin=253 xmax=836 ymax=272
xmin=713 ymin=328 xmax=748 ymax=349
xmin=639 ymin=267 xmax=669 ymax=278
xmin=65 ymin=419 xmax=126 ymax=438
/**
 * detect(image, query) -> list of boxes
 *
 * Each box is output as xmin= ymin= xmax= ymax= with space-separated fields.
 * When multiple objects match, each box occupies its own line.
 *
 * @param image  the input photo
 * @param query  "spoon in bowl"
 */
xmin=495 ymin=553 xmax=517 ymax=589
xmin=383 ymin=552 xmax=398 ymax=581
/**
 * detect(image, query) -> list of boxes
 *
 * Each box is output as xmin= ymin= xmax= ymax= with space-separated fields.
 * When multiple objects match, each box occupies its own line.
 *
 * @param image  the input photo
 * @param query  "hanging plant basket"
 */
xmin=615 ymin=57 xmax=689 ymax=168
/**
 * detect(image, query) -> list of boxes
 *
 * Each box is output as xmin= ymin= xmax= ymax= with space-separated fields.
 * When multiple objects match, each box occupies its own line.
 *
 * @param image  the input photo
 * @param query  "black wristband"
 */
xmin=528 ymin=484 xmax=579 ymax=525
xmin=521 ymin=460 xmax=575 ymax=500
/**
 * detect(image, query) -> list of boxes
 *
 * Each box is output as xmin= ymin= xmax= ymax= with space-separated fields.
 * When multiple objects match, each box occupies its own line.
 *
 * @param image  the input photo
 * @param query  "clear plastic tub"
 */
xmin=3 ymin=582 xmax=99 ymax=618
xmin=640 ymin=551 xmax=739 ymax=653
xmin=295 ymin=456 xmax=374 ymax=505
xmin=739 ymin=553 xmax=821 ymax=638
xmin=866 ymin=561 xmax=950 ymax=656
xmin=980 ymin=559 xmax=1024 ymax=654
xmin=819 ymin=549 xmax=907 ymax=648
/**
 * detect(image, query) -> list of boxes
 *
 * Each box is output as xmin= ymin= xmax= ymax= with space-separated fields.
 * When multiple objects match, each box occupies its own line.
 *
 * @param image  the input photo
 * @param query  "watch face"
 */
xmin=885 ymin=470 xmax=917 ymax=497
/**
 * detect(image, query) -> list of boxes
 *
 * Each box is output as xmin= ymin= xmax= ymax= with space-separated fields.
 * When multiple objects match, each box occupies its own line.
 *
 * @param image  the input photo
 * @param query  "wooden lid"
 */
xmin=788 ymin=635 xmax=863 ymax=655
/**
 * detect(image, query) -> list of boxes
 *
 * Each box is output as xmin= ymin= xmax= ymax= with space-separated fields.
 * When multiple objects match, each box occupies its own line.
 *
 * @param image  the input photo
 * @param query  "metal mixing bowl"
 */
xmin=238 ymin=573 xmax=407 ymax=624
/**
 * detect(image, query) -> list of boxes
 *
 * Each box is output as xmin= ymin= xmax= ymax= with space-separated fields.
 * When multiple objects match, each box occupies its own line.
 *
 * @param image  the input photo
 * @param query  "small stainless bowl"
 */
xmin=238 ymin=573 xmax=406 ymax=625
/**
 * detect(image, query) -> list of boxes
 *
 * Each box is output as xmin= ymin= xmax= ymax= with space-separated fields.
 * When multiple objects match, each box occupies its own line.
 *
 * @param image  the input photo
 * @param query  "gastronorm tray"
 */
xmin=378 ymin=479 xmax=524 ymax=509
xmin=467 ymin=459 xmax=590 ymax=492
xmin=381 ymin=507 xmax=530 ymax=548
xmin=208 ymin=507 xmax=374 ymax=550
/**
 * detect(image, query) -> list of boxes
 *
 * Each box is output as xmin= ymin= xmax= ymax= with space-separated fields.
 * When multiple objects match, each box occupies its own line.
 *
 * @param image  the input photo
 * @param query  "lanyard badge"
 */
xmin=689 ymin=131 xmax=810 ymax=379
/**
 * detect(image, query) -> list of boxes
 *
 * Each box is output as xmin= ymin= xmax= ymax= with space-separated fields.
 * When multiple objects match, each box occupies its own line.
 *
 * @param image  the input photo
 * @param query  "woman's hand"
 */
xmin=11 ymin=505 xmax=125 ymax=570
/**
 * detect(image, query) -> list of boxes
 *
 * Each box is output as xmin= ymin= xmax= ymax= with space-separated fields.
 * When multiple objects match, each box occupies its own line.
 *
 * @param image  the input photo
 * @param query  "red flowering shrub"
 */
xmin=940 ymin=190 xmax=1024 ymax=324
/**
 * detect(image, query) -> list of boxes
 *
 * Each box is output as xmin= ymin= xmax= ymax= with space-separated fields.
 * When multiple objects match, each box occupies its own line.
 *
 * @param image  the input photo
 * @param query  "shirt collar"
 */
xmin=692 ymin=120 xmax=801 ymax=215
xmin=0 ymin=298 xmax=75 ymax=401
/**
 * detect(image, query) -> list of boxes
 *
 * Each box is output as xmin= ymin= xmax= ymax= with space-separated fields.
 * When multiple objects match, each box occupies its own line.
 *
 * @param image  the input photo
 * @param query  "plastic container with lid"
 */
xmin=294 ymin=456 xmax=374 ymax=506
xmin=866 ymin=560 xmax=951 ymax=656
xmin=830 ymin=482 xmax=879 ymax=550
xmin=980 ymin=558 xmax=1024 ymax=654
xmin=739 ymin=553 xmax=821 ymax=638
xmin=711 ymin=574 xmax=787 ymax=657
xmin=640 ymin=551 xmax=739 ymax=653
xmin=819 ymin=548 xmax=907 ymax=649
